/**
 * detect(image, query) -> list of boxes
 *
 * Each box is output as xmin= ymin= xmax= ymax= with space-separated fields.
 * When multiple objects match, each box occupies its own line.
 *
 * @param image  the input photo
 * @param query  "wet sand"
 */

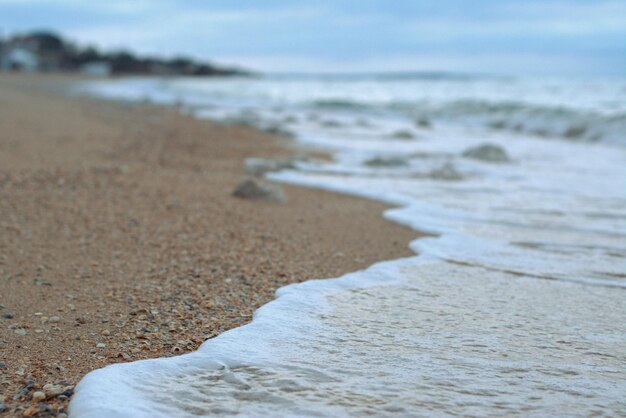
xmin=0 ymin=74 xmax=415 ymax=417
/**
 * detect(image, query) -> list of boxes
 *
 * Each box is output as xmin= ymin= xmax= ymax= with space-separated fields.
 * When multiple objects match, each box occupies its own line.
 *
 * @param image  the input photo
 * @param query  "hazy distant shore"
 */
xmin=0 ymin=73 xmax=415 ymax=416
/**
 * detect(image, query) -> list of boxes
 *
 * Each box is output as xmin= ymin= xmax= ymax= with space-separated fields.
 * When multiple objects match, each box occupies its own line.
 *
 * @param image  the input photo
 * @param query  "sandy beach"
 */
xmin=0 ymin=74 xmax=416 ymax=417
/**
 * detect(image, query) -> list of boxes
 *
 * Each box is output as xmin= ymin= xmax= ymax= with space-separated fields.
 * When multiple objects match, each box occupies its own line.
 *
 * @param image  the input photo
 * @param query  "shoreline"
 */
xmin=0 ymin=74 xmax=417 ymax=416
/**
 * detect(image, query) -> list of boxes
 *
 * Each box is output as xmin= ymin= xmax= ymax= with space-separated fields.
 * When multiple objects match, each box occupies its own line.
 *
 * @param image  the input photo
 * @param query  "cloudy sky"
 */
xmin=1 ymin=0 xmax=624 ymax=76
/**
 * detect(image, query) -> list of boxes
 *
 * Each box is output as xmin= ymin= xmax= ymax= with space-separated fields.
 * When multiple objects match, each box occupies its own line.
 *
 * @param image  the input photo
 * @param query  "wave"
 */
xmin=310 ymin=98 xmax=626 ymax=145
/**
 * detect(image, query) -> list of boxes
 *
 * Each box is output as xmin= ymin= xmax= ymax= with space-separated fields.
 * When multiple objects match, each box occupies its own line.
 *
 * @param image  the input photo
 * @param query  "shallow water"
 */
xmin=70 ymin=74 xmax=626 ymax=417
xmin=135 ymin=263 xmax=626 ymax=417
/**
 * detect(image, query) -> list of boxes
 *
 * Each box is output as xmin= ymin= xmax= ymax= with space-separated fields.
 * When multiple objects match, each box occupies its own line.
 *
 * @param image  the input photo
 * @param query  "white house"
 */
xmin=0 ymin=46 xmax=39 ymax=71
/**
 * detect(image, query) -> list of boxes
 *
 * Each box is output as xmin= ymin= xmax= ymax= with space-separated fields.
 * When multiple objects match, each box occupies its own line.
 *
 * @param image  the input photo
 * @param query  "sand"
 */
xmin=0 ymin=74 xmax=416 ymax=417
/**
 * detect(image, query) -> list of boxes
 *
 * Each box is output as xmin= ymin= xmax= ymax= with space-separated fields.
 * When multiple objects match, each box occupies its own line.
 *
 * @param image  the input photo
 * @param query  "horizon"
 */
xmin=1 ymin=1 xmax=625 ymax=77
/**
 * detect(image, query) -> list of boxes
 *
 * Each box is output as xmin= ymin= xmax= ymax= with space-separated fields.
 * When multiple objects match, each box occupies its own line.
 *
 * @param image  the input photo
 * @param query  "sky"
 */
xmin=1 ymin=0 xmax=625 ymax=76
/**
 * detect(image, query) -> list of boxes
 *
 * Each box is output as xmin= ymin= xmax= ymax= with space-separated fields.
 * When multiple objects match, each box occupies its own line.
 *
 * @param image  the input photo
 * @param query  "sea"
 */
xmin=69 ymin=73 xmax=626 ymax=417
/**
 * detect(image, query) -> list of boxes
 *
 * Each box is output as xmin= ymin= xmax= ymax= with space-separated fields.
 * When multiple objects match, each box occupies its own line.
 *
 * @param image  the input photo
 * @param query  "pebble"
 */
xmin=0 ymin=361 xmax=5 ymax=369
xmin=2 ymin=312 xmax=14 ymax=319
xmin=416 ymin=117 xmax=431 ymax=128
xmin=0 ymin=403 xmax=6 ymax=413
xmin=22 ymin=406 xmax=39 ymax=416
xmin=16 ymin=365 xmax=27 ymax=376
xmin=390 ymin=129 xmax=415 ymax=139
xmin=96 ymin=343 xmax=106 ymax=349
xmin=49 ymin=316 xmax=61 ymax=323
xmin=43 ymin=383 xmax=65 ymax=397
xmin=31 ymin=391 xmax=46 ymax=402
xmin=14 ymin=328 xmax=27 ymax=336
xmin=462 ymin=143 xmax=510 ymax=163
xmin=232 ymin=179 xmax=286 ymax=203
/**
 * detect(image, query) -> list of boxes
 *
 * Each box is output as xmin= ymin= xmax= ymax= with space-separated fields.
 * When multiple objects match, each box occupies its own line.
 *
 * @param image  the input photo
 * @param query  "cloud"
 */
xmin=1 ymin=0 xmax=624 ymax=75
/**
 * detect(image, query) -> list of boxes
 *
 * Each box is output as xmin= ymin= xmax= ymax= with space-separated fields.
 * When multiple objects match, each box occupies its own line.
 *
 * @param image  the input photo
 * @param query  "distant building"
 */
xmin=0 ymin=32 xmax=66 ymax=72
xmin=80 ymin=61 xmax=112 ymax=77
xmin=0 ymin=46 xmax=39 ymax=71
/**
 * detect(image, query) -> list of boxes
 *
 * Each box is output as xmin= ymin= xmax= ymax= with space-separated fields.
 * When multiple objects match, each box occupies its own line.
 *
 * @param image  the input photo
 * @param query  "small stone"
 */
xmin=101 ymin=329 xmax=110 ymax=336
xmin=232 ymin=179 xmax=286 ymax=203
xmin=261 ymin=124 xmax=294 ymax=138
xmin=2 ymin=312 xmax=13 ymax=319
xmin=564 ymin=124 xmax=587 ymax=138
xmin=14 ymin=328 xmax=27 ymax=336
xmin=429 ymin=162 xmax=464 ymax=181
xmin=55 ymin=363 xmax=68 ymax=373
xmin=389 ymin=129 xmax=415 ymax=139
xmin=416 ymin=117 xmax=431 ymax=128
xmin=96 ymin=343 xmax=106 ymax=349
xmin=364 ymin=157 xmax=408 ymax=168
xmin=31 ymin=391 xmax=46 ymax=402
xmin=321 ymin=119 xmax=342 ymax=128
xmin=0 ymin=361 xmax=6 ymax=369
xmin=43 ymin=383 xmax=64 ymax=398
xmin=0 ymin=403 xmax=6 ymax=413
xmin=16 ymin=364 xmax=27 ymax=376
xmin=49 ymin=316 xmax=61 ymax=323
xmin=118 ymin=352 xmax=131 ymax=361
xmin=22 ymin=406 xmax=39 ymax=416
xmin=462 ymin=143 xmax=510 ymax=163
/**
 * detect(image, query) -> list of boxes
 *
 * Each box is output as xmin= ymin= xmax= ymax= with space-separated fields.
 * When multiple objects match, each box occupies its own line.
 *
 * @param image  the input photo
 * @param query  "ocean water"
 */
xmin=70 ymin=74 xmax=626 ymax=417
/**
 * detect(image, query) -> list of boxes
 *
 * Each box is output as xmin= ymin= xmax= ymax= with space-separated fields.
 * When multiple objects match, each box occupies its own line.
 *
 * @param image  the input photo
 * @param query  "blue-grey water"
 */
xmin=70 ymin=74 xmax=626 ymax=417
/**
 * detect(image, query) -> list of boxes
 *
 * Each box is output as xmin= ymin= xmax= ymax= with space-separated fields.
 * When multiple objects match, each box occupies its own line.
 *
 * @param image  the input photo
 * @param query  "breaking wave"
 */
xmin=311 ymin=98 xmax=626 ymax=144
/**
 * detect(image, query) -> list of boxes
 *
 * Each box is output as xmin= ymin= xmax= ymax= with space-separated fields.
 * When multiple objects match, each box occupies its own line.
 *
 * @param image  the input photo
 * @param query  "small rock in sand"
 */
xmin=16 ymin=364 xmax=27 ymax=376
xmin=261 ymin=124 xmax=294 ymax=138
xmin=43 ymin=383 xmax=68 ymax=398
xmin=31 ymin=391 xmax=46 ymax=402
xmin=2 ymin=312 xmax=13 ymax=319
xmin=49 ymin=316 xmax=61 ymax=323
xmin=33 ymin=278 xmax=51 ymax=286
xmin=96 ymin=343 xmax=106 ymax=349
xmin=462 ymin=143 xmax=510 ymax=163
xmin=232 ymin=180 xmax=286 ymax=203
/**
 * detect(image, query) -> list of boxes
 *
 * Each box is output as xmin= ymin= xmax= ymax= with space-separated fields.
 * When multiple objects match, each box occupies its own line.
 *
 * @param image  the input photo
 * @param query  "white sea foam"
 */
xmin=70 ymin=75 xmax=626 ymax=417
